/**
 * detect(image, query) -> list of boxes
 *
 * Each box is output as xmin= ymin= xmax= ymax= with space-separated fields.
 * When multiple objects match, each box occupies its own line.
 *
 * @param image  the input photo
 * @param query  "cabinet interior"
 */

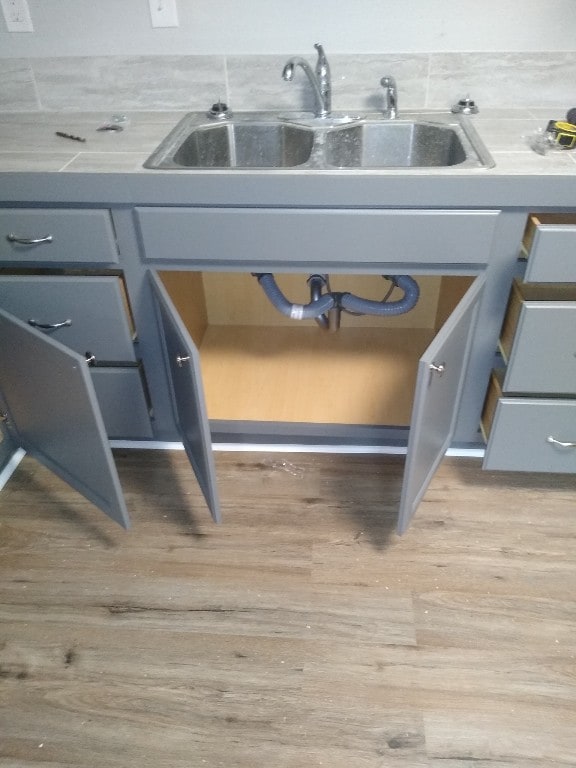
xmin=160 ymin=271 xmax=473 ymax=427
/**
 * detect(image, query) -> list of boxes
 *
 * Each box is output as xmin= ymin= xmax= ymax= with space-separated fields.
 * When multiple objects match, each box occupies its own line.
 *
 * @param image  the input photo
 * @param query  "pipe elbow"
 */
xmin=340 ymin=276 xmax=419 ymax=316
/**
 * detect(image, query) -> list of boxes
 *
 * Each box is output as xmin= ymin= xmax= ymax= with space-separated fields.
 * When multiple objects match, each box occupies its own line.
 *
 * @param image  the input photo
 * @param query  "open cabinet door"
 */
xmin=0 ymin=308 xmax=130 ymax=528
xmin=149 ymin=273 xmax=221 ymax=523
xmin=397 ymin=274 xmax=486 ymax=534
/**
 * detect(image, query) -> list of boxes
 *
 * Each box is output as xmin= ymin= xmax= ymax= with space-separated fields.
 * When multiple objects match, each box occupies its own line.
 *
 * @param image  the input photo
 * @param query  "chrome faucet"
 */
xmin=380 ymin=76 xmax=397 ymax=119
xmin=282 ymin=43 xmax=331 ymax=118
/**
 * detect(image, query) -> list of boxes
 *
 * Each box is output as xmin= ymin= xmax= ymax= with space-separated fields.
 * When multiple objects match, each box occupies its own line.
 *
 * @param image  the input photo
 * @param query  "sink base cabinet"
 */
xmin=153 ymin=269 xmax=484 ymax=532
xmin=1 ymin=201 xmax=540 ymax=533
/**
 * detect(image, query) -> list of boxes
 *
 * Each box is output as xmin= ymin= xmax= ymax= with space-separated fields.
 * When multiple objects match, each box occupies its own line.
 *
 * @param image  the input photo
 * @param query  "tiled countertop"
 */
xmin=1 ymin=109 xmax=576 ymax=175
xmin=2 ymin=109 xmax=576 ymax=210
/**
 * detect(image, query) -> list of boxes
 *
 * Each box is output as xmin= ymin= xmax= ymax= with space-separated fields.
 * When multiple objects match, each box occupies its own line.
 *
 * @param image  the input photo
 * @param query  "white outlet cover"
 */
xmin=148 ymin=0 xmax=179 ymax=28
xmin=1 ymin=0 xmax=34 ymax=32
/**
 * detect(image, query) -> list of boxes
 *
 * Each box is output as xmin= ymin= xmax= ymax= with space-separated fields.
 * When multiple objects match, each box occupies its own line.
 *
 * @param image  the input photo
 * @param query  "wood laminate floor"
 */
xmin=0 ymin=450 xmax=575 ymax=767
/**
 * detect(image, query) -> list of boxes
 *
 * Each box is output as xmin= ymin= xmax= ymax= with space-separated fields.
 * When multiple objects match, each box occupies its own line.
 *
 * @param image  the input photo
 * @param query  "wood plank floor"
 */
xmin=0 ymin=450 xmax=575 ymax=767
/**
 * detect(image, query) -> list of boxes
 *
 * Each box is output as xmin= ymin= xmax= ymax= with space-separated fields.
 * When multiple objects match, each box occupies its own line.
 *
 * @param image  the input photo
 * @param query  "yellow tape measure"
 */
xmin=546 ymin=120 xmax=576 ymax=149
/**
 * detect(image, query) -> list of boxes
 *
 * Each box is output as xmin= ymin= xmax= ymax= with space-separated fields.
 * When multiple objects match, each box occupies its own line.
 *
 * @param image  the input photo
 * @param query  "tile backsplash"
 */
xmin=2 ymin=52 xmax=575 ymax=113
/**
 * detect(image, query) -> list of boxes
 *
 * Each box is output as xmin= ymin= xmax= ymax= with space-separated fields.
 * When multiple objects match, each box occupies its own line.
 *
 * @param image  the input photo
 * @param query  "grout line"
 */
xmin=424 ymin=53 xmax=432 ymax=110
xmin=28 ymin=58 xmax=43 ymax=111
xmin=58 ymin=153 xmax=82 ymax=171
xmin=223 ymin=56 xmax=230 ymax=108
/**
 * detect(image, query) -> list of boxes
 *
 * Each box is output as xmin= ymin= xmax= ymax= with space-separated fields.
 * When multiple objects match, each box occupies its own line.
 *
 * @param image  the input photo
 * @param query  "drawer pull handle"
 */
xmin=28 ymin=318 xmax=72 ymax=330
xmin=176 ymin=355 xmax=190 ymax=367
xmin=7 ymin=233 xmax=54 ymax=245
xmin=547 ymin=435 xmax=576 ymax=449
xmin=429 ymin=362 xmax=446 ymax=376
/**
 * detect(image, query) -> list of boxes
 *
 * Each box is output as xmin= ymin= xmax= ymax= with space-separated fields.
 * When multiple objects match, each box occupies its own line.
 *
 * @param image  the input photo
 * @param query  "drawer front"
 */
xmin=483 ymin=397 xmax=576 ymax=473
xmin=136 ymin=208 xmax=499 ymax=266
xmin=504 ymin=301 xmax=576 ymax=394
xmin=90 ymin=367 xmax=153 ymax=439
xmin=0 ymin=209 xmax=118 ymax=265
xmin=524 ymin=217 xmax=576 ymax=282
xmin=0 ymin=275 xmax=136 ymax=361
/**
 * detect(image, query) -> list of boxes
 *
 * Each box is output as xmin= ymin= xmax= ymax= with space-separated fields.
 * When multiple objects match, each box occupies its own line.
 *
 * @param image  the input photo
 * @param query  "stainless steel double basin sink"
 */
xmin=144 ymin=112 xmax=494 ymax=171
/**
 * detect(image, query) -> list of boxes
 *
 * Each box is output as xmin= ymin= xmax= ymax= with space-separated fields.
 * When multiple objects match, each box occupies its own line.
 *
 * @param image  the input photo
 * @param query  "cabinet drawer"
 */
xmin=0 ymin=209 xmax=118 ymax=265
xmin=482 ymin=373 xmax=576 ymax=472
xmin=0 ymin=275 xmax=136 ymax=361
xmin=136 ymin=208 xmax=499 ymax=266
xmin=522 ymin=213 xmax=576 ymax=282
xmin=499 ymin=279 xmax=576 ymax=394
xmin=90 ymin=367 xmax=153 ymax=439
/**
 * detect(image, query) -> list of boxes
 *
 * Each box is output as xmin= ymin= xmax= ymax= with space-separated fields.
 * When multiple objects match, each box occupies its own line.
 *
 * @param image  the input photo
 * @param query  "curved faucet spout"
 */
xmin=282 ymin=43 xmax=331 ymax=119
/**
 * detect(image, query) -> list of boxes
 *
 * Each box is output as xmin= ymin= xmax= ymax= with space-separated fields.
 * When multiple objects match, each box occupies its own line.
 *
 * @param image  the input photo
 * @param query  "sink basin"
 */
xmin=144 ymin=112 xmax=494 ymax=171
xmin=152 ymin=121 xmax=314 ymax=169
xmin=324 ymin=121 xmax=468 ymax=168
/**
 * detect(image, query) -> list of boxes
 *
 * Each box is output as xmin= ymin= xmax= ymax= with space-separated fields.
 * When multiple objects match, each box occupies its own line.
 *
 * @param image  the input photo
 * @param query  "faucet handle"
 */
xmin=380 ymin=76 xmax=397 ymax=119
xmin=313 ymin=43 xmax=331 ymax=116
xmin=314 ymin=43 xmax=330 ymax=76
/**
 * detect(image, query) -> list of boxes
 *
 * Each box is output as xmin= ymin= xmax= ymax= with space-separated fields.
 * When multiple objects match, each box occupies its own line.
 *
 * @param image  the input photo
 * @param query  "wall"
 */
xmin=2 ymin=0 xmax=576 ymax=57
xmin=2 ymin=0 xmax=576 ymax=112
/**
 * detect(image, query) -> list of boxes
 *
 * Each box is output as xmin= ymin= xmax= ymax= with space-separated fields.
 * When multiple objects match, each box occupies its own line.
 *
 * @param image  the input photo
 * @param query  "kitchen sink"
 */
xmin=170 ymin=122 xmax=315 ymax=168
xmin=144 ymin=112 xmax=494 ymax=171
xmin=324 ymin=121 xmax=467 ymax=168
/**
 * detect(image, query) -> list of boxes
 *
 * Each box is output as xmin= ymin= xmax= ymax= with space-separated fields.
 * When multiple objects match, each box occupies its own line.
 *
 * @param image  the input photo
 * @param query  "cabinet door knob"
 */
xmin=547 ymin=435 xmax=576 ymax=449
xmin=176 ymin=355 xmax=190 ymax=367
xmin=429 ymin=362 xmax=446 ymax=376
xmin=28 ymin=318 xmax=72 ymax=330
xmin=7 ymin=233 xmax=53 ymax=245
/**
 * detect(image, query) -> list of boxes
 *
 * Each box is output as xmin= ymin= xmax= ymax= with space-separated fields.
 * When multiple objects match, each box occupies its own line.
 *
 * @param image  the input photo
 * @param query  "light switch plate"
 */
xmin=1 ymin=0 xmax=33 ymax=32
xmin=148 ymin=0 xmax=179 ymax=28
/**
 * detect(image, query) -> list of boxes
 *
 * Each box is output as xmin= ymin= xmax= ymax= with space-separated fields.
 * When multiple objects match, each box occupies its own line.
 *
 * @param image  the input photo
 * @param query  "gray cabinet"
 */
xmin=0 ymin=275 xmax=137 ymax=361
xmin=483 ymin=216 xmax=576 ymax=473
xmin=0 ymin=207 xmax=221 ymax=527
xmin=0 ymin=199 xmax=538 ymax=532
xmin=399 ymin=275 xmax=485 ymax=533
xmin=0 ymin=209 xmax=119 ymax=265
xmin=131 ymin=203 xmax=508 ymax=532
xmin=0 ymin=308 xmax=130 ymax=527
xmin=142 ymin=265 xmax=487 ymax=533
xmin=0 ymin=273 xmax=153 ymax=440
xmin=136 ymin=207 xmax=499 ymax=267
xmin=498 ymin=280 xmax=576 ymax=394
xmin=149 ymin=273 xmax=221 ymax=523
xmin=522 ymin=213 xmax=576 ymax=282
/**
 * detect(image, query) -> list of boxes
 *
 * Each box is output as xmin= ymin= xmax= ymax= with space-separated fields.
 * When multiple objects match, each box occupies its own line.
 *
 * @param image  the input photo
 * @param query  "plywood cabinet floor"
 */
xmin=1 ymin=450 xmax=575 ymax=767
xmin=200 ymin=326 xmax=435 ymax=424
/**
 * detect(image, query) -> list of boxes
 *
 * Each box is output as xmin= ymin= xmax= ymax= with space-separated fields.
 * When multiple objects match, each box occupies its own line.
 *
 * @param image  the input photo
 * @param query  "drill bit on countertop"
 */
xmin=55 ymin=131 xmax=87 ymax=143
